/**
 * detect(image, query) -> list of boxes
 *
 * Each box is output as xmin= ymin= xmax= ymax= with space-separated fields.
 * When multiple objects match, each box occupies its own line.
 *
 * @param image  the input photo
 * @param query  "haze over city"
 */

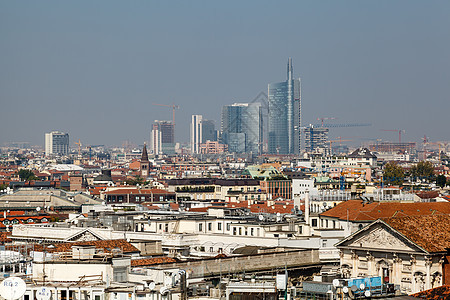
xmin=1 ymin=1 xmax=449 ymax=147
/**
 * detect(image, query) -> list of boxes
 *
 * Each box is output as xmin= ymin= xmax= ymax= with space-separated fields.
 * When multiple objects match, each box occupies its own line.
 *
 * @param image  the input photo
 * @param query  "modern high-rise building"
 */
xmin=221 ymin=103 xmax=263 ymax=154
xmin=191 ymin=116 xmax=217 ymax=154
xmin=150 ymin=120 xmax=175 ymax=155
xmin=304 ymin=125 xmax=329 ymax=153
xmin=201 ymin=119 xmax=217 ymax=142
xmin=45 ymin=131 xmax=69 ymax=156
xmin=191 ymin=115 xmax=203 ymax=154
xmin=268 ymin=58 xmax=301 ymax=154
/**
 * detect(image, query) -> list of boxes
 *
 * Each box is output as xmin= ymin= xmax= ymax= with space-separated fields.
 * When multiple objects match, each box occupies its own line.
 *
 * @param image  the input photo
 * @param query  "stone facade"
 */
xmin=337 ymin=220 xmax=445 ymax=294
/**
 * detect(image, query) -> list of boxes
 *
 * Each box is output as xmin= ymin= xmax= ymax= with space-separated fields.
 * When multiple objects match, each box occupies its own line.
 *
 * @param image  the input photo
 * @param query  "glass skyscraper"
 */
xmin=221 ymin=103 xmax=263 ymax=154
xmin=268 ymin=58 xmax=301 ymax=154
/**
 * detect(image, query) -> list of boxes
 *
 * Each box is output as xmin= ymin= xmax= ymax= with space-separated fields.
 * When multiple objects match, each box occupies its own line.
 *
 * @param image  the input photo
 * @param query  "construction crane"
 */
xmin=74 ymin=139 xmax=82 ymax=157
xmin=425 ymin=141 xmax=447 ymax=162
xmin=381 ymin=129 xmax=405 ymax=143
xmin=317 ymin=117 xmax=337 ymax=127
xmin=312 ymin=122 xmax=372 ymax=128
xmin=152 ymin=103 xmax=180 ymax=125
xmin=326 ymin=139 xmax=352 ymax=155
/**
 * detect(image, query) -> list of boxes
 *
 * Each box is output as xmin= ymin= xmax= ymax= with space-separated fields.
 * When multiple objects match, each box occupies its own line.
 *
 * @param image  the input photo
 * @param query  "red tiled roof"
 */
xmin=131 ymin=257 xmax=177 ymax=267
xmin=104 ymin=188 xmax=173 ymax=195
xmin=34 ymin=239 xmax=140 ymax=254
xmin=411 ymin=285 xmax=450 ymax=299
xmin=384 ymin=214 xmax=450 ymax=253
xmin=320 ymin=200 xmax=450 ymax=221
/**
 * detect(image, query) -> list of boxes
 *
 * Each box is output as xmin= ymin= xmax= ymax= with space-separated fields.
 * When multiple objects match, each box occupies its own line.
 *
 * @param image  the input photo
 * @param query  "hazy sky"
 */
xmin=1 ymin=1 xmax=449 ymax=148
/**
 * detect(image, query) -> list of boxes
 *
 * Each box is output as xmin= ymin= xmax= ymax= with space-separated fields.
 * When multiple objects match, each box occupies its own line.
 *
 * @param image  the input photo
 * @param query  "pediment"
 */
xmin=340 ymin=223 xmax=425 ymax=253
xmin=66 ymin=229 xmax=103 ymax=242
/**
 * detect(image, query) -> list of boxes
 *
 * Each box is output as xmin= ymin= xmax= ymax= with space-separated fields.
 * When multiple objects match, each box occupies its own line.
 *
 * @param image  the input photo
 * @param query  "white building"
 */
xmin=45 ymin=131 xmax=69 ymax=156
xmin=190 ymin=114 xmax=202 ymax=154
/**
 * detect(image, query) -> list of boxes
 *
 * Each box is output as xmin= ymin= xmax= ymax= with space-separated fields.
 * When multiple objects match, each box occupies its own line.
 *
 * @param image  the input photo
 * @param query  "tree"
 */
xmin=17 ymin=169 xmax=38 ymax=181
xmin=436 ymin=174 xmax=447 ymax=188
xmin=383 ymin=162 xmax=405 ymax=186
xmin=125 ymin=176 xmax=148 ymax=186
xmin=410 ymin=161 xmax=435 ymax=182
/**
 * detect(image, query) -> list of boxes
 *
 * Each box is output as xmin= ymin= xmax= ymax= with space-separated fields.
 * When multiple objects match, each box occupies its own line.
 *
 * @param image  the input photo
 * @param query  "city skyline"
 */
xmin=1 ymin=1 xmax=449 ymax=147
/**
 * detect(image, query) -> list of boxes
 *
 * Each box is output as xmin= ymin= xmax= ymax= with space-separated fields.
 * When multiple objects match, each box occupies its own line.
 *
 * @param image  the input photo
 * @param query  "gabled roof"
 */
xmin=320 ymin=200 xmax=450 ymax=222
xmin=348 ymin=148 xmax=377 ymax=159
xmin=384 ymin=214 xmax=450 ymax=253
xmin=336 ymin=214 xmax=450 ymax=254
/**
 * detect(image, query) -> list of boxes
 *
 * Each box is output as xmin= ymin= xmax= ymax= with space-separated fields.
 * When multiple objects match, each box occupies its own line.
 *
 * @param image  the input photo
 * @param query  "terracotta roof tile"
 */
xmin=320 ymin=200 xmax=450 ymax=221
xmin=384 ymin=214 xmax=450 ymax=253
xmin=411 ymin=285 xmax=450 ymax=299
xmin=131 ymin=257 xmax=177 ymax=267
xmin=34 ymin=239 xmax=140 ymax=254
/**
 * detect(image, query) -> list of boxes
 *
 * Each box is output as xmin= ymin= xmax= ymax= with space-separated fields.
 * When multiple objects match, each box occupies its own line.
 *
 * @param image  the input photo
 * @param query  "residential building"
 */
xmin=45 ymin=131 xmax=69 ymax=156
xmin=199 ymin=141 xmax=227 ymax=154
xmin=268 ymin=58 xmax=301 ymax=154
xmin=221 ymin=103 xmax=263 ymax=154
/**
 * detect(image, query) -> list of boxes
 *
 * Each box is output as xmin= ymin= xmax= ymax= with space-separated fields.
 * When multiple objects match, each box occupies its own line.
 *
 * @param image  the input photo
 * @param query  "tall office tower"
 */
xmin=45 ymin=131 xmax=69 ymax=156
xmin=221 ymin=103 xmax=263 ymax=154
xmin=191 ymin=115 xmax=203 ymax=154
xmin=150 ymin=120 xmax=175 ymax=155
xmin=304 ymin=125 xmax=329 ymax=153
xmin=268 ymin=58 xmax=301 ymax=154
xmin=201 ymin=119 xmax=217 ymax=142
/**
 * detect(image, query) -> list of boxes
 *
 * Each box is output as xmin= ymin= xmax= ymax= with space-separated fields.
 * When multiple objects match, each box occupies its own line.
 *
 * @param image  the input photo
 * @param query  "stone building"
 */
xmin=336 ymin=214 xmax=450 ymax=294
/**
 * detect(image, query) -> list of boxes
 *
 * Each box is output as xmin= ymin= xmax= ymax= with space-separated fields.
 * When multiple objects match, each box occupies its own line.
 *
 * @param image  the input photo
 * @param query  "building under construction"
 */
xmin=304 ymin=125 xmax=329 ymax=153
xmin=368 ymin=141 xmax=416 ymax=153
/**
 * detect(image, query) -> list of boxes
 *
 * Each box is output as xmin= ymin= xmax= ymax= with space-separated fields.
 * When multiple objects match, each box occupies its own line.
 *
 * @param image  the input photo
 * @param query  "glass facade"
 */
xmin=268 ymin=58 xmax=301 ymax=154
xmin=221 ymin=103 xmax=262 ymax=154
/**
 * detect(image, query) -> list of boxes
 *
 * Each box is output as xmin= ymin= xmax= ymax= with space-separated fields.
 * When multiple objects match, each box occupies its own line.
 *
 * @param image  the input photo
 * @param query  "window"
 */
xmin=239 ymin=227 xmax=242 ymax=235
xmin=227 ymin=223 xmax=231 ymax=231
xmin=218 ymin=223 xmax=222 ymax=231
xmin=299 ymin=226 xmax=303 ymax=234
xmin=199 ymin=223 xmax=203 ymax=231
xmin=251 ymin=228 xmax=254 ymax=236
xmin=210 ymin=247 xmax=214 ymax=252
xmin=165 ymin=224 xmax=169 ymax=232
xmin=159 ymin=224 xmax=162 ymax=230
xmin=208 ymin=223 xmax=212 ymax=231
xmin=118 ymin=196 xmax=123 ymax=202
xmin=257 ymin=228 xmax=260 ymax=236
xmin=233 ymin=227 xmax=237 ymax=235
xmin=312 ymin=219 xmax=318 ymax=227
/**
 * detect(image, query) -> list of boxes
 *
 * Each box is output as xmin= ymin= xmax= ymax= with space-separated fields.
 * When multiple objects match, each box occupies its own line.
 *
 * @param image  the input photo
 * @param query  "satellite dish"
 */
xmin=364 ymin=290 xmax=371 ymax=297
xmin=36 ymin=287 xmax=51 ymax=300
xmin=342 ymin=286 xmax=349 ymax=293
xmin=276 ymin=212 xmax=281 ymax=217
xmin=258 ymin=215 xmax=264 ymax=221
xmin=359 ymin=283 xmax=365 ymax=290
xmin=148 ymin=282 xmax=156 ymax=291
xmin=0 ymin=277 xmax=27 ymax=300
xmin=332 ymin=279 xmax=340 ymax=287
xmin=36 ymin=207 xmax=41 ymax=212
